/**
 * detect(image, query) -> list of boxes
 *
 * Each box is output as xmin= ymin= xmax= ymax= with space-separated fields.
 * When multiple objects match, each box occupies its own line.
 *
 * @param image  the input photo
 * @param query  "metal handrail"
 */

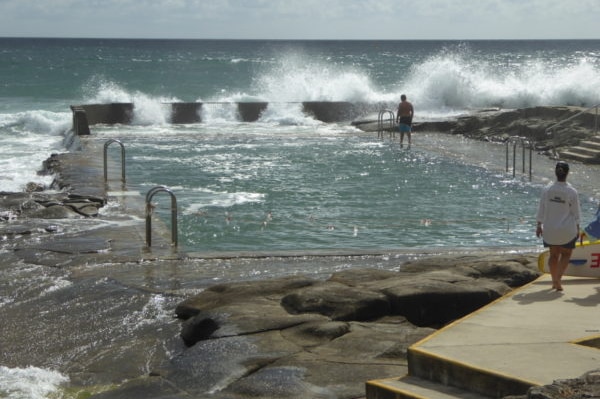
xmin=377 ymin=110 xmax=395 ymax=139
xmin=545 ymin=104 xmax=600 ymax=136
xmin=506 ymin=136 xmax=533 ymax=181
xmin=145 ymin=186 xmax=178 ymax=247
xmin=103 ymin=139 xmax=126 ymax=184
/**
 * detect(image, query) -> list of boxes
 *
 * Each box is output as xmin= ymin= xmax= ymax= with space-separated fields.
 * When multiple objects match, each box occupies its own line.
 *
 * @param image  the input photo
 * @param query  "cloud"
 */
xmin=0 ymin=0 xmax=597 ymax=39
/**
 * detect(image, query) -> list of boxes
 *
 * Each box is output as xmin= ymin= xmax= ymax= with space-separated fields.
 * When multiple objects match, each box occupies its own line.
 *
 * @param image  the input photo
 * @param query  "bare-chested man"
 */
xmin=396 ymin=94 xmax=414 ymax=148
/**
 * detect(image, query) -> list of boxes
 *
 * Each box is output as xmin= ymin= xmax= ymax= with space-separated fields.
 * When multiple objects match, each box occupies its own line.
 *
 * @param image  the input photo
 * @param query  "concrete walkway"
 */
xmin=367 ymin=274 xmax=600 ymax=398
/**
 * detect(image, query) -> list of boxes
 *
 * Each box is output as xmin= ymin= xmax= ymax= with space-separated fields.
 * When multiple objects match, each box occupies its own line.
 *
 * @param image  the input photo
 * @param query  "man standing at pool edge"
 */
xmin=536 ymin=161 xmax=581 ymax=291
xmin=396 ymin=94 xmax=414 ymax=148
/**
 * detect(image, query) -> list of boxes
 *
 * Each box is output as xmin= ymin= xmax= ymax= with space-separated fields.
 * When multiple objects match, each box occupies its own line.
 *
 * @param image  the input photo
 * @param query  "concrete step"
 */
xmin=558 ymin=149 xmax=600 ymax=164
xmin=567 ymin=146 xmax=600 ymax=157
xmin=367 ymin=375 xmax=489 ymax=399
xmin=579 ymin=140 xmax=600 ymax=150
xmin=584 ymin=135 xmax=600 ymax=144
xmin=367 ymin=274 xmax=600 ymax=399
xmin=367 ymin=344 xmax=531 ymax=398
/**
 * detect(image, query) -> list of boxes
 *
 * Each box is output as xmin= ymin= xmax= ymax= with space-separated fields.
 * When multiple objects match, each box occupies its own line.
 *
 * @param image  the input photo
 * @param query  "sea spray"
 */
xmin=0 ymin=366 xmax=68 ymax=399
xmin=253 ymin=52 xmax=381 ymax=102
xmin=0 ymin=110 xmax=68 ymax=191
xmin=404 ymin=46 xmax=600 ymax=111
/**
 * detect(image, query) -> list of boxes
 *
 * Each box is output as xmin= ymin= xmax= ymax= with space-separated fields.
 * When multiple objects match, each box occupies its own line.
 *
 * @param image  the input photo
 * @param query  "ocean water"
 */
xmin=2 ymin=39 xmax=600 ymax=397
xmin=4 ymin=38 xmax=599 ymax=252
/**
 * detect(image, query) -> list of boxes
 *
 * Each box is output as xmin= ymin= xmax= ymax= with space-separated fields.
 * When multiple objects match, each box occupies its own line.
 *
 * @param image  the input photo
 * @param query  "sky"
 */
xmin=0 ymin=0 xmax=598 ymax=40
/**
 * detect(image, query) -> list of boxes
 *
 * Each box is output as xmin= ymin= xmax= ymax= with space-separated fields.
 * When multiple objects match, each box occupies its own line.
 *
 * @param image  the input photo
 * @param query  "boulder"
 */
xmin=281 ymin=281 xmax=391 ymax=321
xmin=164 ymin=253 xmax=541 ymax=399
xmin=0 ymin=192 xmax=105 ymax=220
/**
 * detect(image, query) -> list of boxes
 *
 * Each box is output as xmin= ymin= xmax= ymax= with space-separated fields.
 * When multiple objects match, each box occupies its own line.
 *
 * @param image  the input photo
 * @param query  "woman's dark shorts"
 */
xmin=543 ymin=235 xmax=578 ymax=249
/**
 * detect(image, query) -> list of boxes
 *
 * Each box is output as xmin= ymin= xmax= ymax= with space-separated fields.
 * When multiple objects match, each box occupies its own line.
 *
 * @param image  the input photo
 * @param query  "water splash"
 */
xmin=0 ymin=366 xmax=68 ymax=399
xmin=76 ymin=45 xmax=600 ymax=124
xmin=82 ymin=78 xmax=178 ymax=125
xmin=0 ymin=110 xmax=68 ymax=191
xmin=253 ymin=52 xmax=381 ymax=102
xmin=404 ymin=46 xmax=600 ymax=113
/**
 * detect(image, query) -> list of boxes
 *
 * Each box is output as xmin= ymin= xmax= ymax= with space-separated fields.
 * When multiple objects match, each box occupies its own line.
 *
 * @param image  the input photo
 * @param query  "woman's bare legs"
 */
xmin=548 ymin=246 xmax=573 ymax=291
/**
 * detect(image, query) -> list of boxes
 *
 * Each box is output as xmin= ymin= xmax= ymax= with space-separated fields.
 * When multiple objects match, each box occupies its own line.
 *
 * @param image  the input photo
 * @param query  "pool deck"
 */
xmin=366 ymin=273 xmax=600 ymax=398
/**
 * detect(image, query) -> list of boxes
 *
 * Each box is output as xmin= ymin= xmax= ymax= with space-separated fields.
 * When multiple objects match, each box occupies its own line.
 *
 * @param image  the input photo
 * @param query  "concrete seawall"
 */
xmin=70 ymin=101 xmax=389 ymax=134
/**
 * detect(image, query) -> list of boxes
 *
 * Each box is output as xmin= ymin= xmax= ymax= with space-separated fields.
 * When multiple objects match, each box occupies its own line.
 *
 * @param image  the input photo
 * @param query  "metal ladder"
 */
xmin=103 ymin=139 xmax=178 ymax=248
xmin=103 ymin=139 xmax=126 ymax=184
xmin=377 ymin=110 xmax=396 ymax=139
xmin=145 ymin=186 xmax=178 ymax=247
xmin=506 ymin=136 xmax=533 ymax=180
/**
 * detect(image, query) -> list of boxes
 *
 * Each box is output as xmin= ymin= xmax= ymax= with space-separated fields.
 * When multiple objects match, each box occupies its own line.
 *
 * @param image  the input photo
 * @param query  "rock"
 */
xmin=176 ymin=275 xmax=317 ymax=319
xmin=165 ymin=253 xmax=541 ymax=399
xmin=361 ymin=106 xmax=600 ymax=163
xmin=508 ymin=369 xmax=600 ymax=399
xmin=0 ymin=191 xmax=104 ymax=221
xmin=399 ymin=253 xmax=541 ymax=287
xmin=281 ymin=281 xmax=391 ymax=321
xmin=28 ymin=203 xmax=83 ymax=219
xmin=25 ymin=182 xmax=45 ymax=192
xmin=449 ymin=106 xmax=597 ymax=150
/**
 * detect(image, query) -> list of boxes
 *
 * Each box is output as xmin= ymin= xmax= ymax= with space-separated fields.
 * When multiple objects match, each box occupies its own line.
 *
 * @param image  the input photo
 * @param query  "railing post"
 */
xmin=505 ymin=141 xmax=509 ymax=173
xmin=529 ymin=141 xmax=533 ymax=181
xmin=512 ymin=140 xmax=517 ymax=178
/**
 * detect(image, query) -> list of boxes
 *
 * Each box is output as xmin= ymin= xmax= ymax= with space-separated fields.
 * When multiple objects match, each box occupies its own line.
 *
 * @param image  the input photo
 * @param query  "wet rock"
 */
xmin=0 ymin=191 xmax=106 ymax=228
xmin=86 ymin=376 xmax=190 ymax=399
xmin=175 ymin=276 xmax=317 ymax=319
xmin=164 ymin=253 xmax=541 ymax=399
xmin=358 ymin=106 xmax=600 ymax=162
xmin=25 ymin=182 xmax=45 ymax=192
xmin=28 ymin=203 xmax=83 ymax=219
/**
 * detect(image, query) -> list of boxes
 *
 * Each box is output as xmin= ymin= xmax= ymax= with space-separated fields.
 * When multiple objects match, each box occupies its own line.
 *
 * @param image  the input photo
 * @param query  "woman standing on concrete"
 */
xmin=536 ymin=161 xmax=581 ymax=291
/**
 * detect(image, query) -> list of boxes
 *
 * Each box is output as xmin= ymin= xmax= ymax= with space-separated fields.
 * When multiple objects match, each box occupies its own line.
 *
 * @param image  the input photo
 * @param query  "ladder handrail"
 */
xmin=377 ymin=109 xmax=396 ymax=139
xmin=103 ymin=139 xmax=126 ymax=184
xmin=505 ymin=136 xmax=533 ymax=181
xmin=145 ymin=185 xmax=178 ymax=247
xmin=545 ymin=103 xmax=600 ymax=135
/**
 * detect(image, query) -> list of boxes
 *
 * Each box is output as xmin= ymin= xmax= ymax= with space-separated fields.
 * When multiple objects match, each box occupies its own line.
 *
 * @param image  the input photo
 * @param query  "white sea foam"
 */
xmin=185 ymin=190 xmax=266 ymax=212
xmin=404 ymin=49 xmax=600 ymax=115
xmin=255 ymin=53 xmax=380 ymax=103
xmin=200 ymin=102 xmax=239 ymax=122
xmin=121 ymin=294 xmax=174 ymax=334
xmin=259 ymin=102 xmax=322 ymax=126
xmin=83 ymin=78 xmax=179 ymax=125
xmin=0 ymin=366 xmax=68 ymax=399
xmin=0 ymin=110 xmax=69 ymax=192
xmin=40 ymin=277 xmax=73 ymax=296
xmin=70 ymin=43 xmax=600 ymax=126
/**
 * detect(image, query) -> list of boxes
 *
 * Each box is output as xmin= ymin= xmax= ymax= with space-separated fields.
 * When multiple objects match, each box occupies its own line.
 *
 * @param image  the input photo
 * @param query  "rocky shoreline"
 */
xmin=1 ymin=106 xmax=599 ymax=398
xmin=417 ymin=106 xmax=598 ymax=147
xmin=356 ymin=105 xmax=600 ymax=163
xmin=168 ymin=253 xmax=541 ymax=399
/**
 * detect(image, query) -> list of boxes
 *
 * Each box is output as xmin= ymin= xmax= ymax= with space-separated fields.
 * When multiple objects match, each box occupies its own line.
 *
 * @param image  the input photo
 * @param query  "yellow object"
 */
xmin=538 ymin=240 xmax=600 ymax=277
